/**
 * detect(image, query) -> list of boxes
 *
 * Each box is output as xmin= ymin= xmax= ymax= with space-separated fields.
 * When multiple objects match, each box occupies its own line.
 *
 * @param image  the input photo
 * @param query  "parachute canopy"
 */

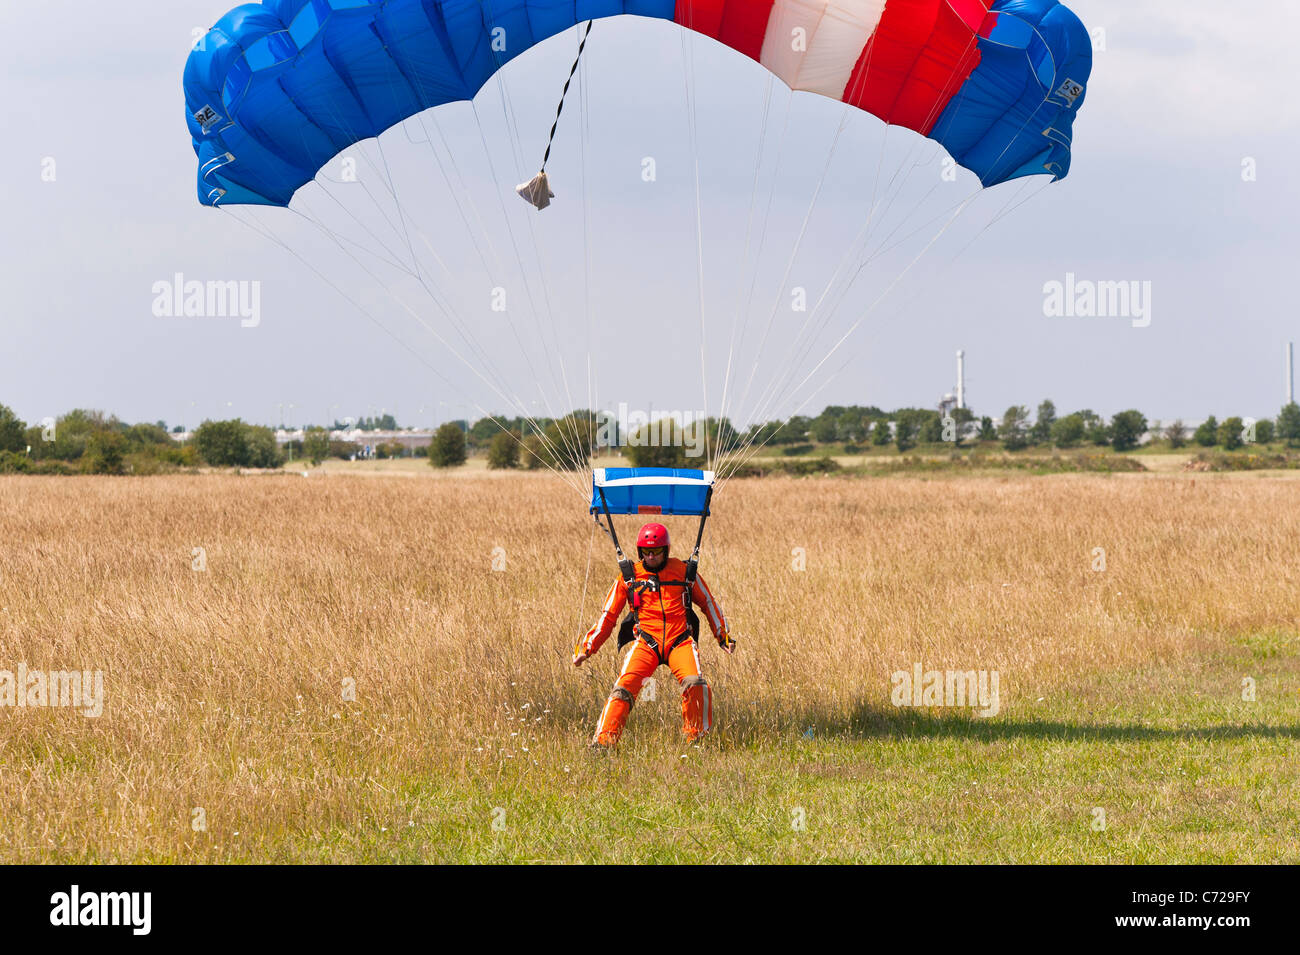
xmin=591 ymin=468 xmax=715 ymax=516
xmin=185 ymin=0 xmax=1092 ymax=207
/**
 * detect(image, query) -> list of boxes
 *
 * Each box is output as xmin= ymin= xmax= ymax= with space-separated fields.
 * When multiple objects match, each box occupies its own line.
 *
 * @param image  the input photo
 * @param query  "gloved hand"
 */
xmin=573 ymin=642 xmax=591 ymax=667
xmin=717 ymin=632 xmax=736 ymax=655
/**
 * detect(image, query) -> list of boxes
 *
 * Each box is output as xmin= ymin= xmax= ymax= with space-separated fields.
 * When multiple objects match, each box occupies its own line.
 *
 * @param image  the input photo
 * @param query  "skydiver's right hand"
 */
xmin=573 ymin=649 xmax=591 ymax=667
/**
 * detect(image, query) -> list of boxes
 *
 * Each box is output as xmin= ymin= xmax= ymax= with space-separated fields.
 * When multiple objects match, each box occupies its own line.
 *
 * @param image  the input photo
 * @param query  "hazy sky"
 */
xmin=2 ymin=1 xmax=1298 ymax=432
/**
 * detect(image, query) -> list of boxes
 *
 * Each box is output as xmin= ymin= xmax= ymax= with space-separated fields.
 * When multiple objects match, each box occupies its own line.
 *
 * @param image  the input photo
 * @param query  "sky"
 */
xmin=2 ymin=0 xmax=1298 ymax=433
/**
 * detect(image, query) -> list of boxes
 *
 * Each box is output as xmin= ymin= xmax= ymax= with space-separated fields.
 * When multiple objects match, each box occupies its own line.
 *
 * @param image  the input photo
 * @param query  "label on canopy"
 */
xmin=193 ymin=104 xmax=222 ymax=133
xmin=1054 ymin=79 xmax=1084 ymax=106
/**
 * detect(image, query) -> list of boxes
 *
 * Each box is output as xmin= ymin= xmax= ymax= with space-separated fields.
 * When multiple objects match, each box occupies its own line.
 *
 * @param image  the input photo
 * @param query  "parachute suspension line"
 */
xmin=816 ymin=183 xmax=1048 ymax=417
xmin=739 ymin=35 xmax=990 ymax=436
xmin=718 ymin=181 xmax=977 ymax=483
xmin=410 ymin=111 xmax=506 ymax=285
xmin=714 ymin=139 xmax=975 ymax=475
xmin=721 ymin=56 xmax=928 ymax=467
xmin=719 ymin=108 xmax=852 ymax=464
xmin=218 ymin=205 xmax=588 ymax=498
xmin=263 ymin=198 xmax=591 ymax=497
xmin=298 ymin=122 xmax=527 ymax=421
xmin=477 ymin=14 xmax=591 ymax=471
xmin=716 ymin=187 xmax=983 ymax=490
xmin=309 ymin=92 xmax=532 ymax=418
xmin=575 ymin=514 xmax=597 ymax=656
xmin=294 ymin=187 xmax=417 ymax=276
xmin=491 ymin=73 xmax=590 ymax=473
xmin=467 ymin=99 xmax=587 ymax=470
xmin=726 ymin=125 xmax=900 ymax=459
xmin=714 ymin=24 xmax=894 ymax=470
xmin=715 ymin=73 xmax=776 ymax=465
xmin=713 ymin=87 xmax=795 ymax=467
xmin=718 ymin=31 xmax=1005 ymax=474
xmin=288 ymin=202 xmax=508 ymax=392
xmin=295 ymin=99 xmax=420 ymax=273
xmin=681 ymin=27 xmax=711 ymax=464
xmin=371 ymin=135 xmax=421 ymax=271
xmin=947 ymin=178 xmax=1050 ymax=266
xmin=298 ymin=148 xmax=430 ymax=274
xmin=440 ymin=6 xmax=584 ymax=470
xmin=737 ymin=149 xmax=952 ymax=438
xmin=578 ymin=25 xmax=596 ymax=445
xmin=731 ymin=168 xmax=1051 ymax=485
xmin=369 ymin=132 xmax=526 ymax=390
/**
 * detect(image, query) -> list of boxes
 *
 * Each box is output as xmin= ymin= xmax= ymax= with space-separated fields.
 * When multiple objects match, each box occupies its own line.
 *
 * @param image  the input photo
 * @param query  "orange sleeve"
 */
xmin=582 ymin=577 xmax=628 ymax=655
xmin=690 ymin=573 xmax=728 ymax=638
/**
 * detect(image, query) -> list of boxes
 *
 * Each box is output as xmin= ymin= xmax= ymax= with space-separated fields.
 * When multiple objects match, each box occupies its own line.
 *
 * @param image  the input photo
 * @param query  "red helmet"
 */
xmin=637 ymin=523 xmax=670 ymax=549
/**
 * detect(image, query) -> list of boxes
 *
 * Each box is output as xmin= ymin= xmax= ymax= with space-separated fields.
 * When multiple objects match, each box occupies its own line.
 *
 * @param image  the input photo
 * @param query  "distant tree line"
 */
xmin=4 ymin=399 xmax=1298 ymax=475
xmin=0 ymin=407 xmax=201 ymax=475
xmin=458 ymin=400 xmax=1300 ymax=470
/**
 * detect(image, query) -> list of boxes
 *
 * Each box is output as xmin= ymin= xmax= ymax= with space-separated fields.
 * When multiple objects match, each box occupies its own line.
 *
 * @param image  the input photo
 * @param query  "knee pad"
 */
xmin=611 ymin=686 xmax=635 ymax=705
xmin=681 ymin=675 xmax=708 ymax=689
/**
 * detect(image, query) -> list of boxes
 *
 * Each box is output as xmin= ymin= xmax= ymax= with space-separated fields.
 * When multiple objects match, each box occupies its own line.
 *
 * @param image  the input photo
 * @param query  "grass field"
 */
xmin=1 ymin=470 xmax=1297 ymax=863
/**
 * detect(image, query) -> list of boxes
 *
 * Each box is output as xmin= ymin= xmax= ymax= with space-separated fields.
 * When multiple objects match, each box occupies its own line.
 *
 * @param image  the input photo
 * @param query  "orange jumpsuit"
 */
xmin=579 ymin=557 xmax=729 ymax=745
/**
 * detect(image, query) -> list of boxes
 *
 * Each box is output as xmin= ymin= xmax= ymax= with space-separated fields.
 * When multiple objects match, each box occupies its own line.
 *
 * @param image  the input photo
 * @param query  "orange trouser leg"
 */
xmin=593 ymin=641 xmax=659 ymax=745
xmin=668 ymin=640 xmax=712 ymax=741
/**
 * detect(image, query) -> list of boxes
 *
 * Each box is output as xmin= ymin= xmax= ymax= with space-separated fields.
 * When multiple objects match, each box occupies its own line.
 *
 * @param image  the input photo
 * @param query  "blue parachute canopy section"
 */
xmin=591 ymin=468 xmax=715 ymax=517
xmin=184 ymin=0 xmax=1091 ymax=207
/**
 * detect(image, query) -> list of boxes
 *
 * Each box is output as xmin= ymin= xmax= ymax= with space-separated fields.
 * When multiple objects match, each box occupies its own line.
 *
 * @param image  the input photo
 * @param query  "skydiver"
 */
xmin=573 ymin=522 xmax=734 ymax=749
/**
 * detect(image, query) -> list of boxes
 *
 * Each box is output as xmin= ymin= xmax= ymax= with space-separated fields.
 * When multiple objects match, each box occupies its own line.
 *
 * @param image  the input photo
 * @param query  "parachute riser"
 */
xmin=683 ymin=485 xmax=714 ymax=588
xmin=595 ymin=486 xmax=636 ymax=584
xmin=595 ymin=485 xmax=711 ymax=586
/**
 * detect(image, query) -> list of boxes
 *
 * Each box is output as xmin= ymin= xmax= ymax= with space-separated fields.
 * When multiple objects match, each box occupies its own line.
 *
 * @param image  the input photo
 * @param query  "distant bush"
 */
xmin=1110 ymin=410 xmax=1148 ymax=452
xmin=726 ymin=458 xmax=841 ymax=478
xmin=1186 ymin=452 xmax=1300 ymax=472
xmin=82 ymin=431 xmax=129 ymax=475
xmin=429 ymin=423 xmax=467 ymax=468
xmin=0 ymin=452 xmax=79 ymax=476
xmin=0 ymin=450 xmax=31 ymax=473
xmin=781 ymin=444 xmax=814 ymax=457
xmin=998 ymin=406 xmax=1030 ymax=451
xmin=1217 ymin=417 xmax=1245 ymax=451
xmin=124 ymin=453 xmax=171 ymax=476
xmin=487 ymin=432 xmax=520 ymax=469
xmin=0 ymin=405 xmax=26 ymax=453
xmin=1279 ymin=403 xmax=1300 ymax=447
xmin=781 ymin=457 xmax=840 ymax=476
xmin=192 ymin=419 xmax=285 ymax=469
xmin=1193 ymin=416 xmax=1218 ymax=448
xmin=873 ymin=453 xmax=1146 ymax=474
xmin=303 ymin=428 xmax=330 ymax=465
xmin=1051 ymin=414 xmax=1085 ymax=448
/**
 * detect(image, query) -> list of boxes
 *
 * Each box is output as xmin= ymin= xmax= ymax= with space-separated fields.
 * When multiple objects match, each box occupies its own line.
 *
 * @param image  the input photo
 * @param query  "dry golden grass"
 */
xmin=1 ymin=471 xmax=1297 ymax=862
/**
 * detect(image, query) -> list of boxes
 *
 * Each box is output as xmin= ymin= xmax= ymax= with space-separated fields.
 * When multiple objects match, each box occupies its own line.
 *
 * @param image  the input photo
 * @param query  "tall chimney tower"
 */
xmin=956 ymin=350 xmax=966 ymax=410
xmin=1288 ymin=342 xmax=1295 ymax=405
